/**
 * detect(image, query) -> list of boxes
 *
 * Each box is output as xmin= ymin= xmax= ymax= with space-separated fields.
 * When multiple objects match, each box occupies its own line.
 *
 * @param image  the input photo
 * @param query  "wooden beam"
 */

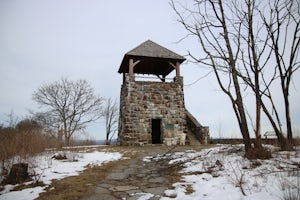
xmin=169 ymin=62 xmax=176 ymax=69
xmin=155 ymin=75 xmax=166 ymax=82
xmin=169 ymin=61 xmax=180 ymax=77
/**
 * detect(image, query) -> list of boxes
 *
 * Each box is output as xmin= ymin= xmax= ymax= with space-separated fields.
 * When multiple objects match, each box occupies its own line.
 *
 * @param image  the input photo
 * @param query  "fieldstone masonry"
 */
xmin=117 ymin=40 xmax=209 ymax=146
xmin=118 ymin=75 xmax=187 ymax=146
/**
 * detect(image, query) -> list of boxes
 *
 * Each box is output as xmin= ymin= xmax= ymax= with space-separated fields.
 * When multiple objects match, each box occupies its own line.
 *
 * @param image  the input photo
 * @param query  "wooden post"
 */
xmin=123 ymin=73 xmax=125 ymax=84
xmin=169 ymin=62 xmax=180 ymax=77
xmin=129 ymin=59 xmax=141 ymax=80
xmin=175 ymin=62 xmax=180 ymax=77
xmin=129 ymin=59 xmax=134 ymax=76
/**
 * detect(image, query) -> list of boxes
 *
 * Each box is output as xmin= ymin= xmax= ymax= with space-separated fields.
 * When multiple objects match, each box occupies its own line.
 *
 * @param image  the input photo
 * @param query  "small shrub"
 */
xmin=0 ymin=118 xmax=57 ymax=184
xmin=279 ymin=170 xmax=300 ymax=200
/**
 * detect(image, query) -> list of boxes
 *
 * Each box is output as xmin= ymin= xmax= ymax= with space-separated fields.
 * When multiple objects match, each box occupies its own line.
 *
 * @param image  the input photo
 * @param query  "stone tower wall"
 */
xmin=118 ymin=75 xmax=187 ymax=145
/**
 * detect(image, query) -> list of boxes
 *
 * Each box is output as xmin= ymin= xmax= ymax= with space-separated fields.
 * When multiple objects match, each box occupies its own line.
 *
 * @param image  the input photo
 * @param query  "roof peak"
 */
xmin=125 ymin=40 xmax=185 ymax=60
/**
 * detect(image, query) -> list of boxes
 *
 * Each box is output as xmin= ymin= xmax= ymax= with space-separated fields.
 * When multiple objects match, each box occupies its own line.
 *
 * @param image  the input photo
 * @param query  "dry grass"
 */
xmin=12 ymin=181 xmax=45 ymax=191
xmin=162 ymin=156 xmax=196 ymax=196
xmin=165 ymin=164 xmax=184 ymax=184
xmin=164 ymin=167 xmax=195 ymax=196
xmin=0 ymin=122 xmax=57 ymax=185
xmin=185 ymin=184 xmax=195 ymax=195
xmin=37 ymin=150 xmax=138 ymax=200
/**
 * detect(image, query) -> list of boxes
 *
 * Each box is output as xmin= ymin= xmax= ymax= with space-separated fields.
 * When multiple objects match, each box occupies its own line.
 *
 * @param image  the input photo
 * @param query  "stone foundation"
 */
xmin=118 ymin=75 xmax=187 ymax=146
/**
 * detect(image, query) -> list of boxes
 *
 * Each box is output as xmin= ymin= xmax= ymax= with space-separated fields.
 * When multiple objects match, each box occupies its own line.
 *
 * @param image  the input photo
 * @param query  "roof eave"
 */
xmin=117 ymin=55 xmax=185 ymax=74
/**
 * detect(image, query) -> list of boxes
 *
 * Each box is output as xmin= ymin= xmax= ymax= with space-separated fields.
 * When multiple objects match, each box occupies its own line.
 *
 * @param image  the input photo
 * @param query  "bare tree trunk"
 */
xmin=104 ymin=98 xmax=118 ymax=146
xmin=233 ymin=73 xmax=252 ymax=154
xmin=261 ymin=102 xmax=288 ymax=150
xmin=255 ymin=93 xmax=262 ymax=149
xmin=248 ymin=0 xmax=262 ymax=149
xmin=106 ymin=135 xmax=109 ymax=145
xmin=284 ymin=88 xmax=293 ymax=147
xmin=58 ymin=128 xmax=63 ymax=149
xmin=219 ymin=0 xmax=252 ymax=154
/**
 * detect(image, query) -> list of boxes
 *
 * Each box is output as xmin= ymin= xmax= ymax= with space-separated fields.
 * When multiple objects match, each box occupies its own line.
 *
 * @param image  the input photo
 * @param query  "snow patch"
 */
xmin=148 ymin=145 xmax=300 ymax=200
xmin=0 ymin=151 xmax=122 ymax=200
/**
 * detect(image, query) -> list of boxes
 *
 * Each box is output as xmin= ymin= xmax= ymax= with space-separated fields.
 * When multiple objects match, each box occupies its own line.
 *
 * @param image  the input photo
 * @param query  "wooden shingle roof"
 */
xmin=118 ymin=40 xmax=186 ymax=76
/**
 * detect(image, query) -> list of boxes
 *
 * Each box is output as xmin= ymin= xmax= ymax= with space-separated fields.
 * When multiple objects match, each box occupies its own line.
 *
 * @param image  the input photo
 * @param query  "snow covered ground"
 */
xmin=0 ymin=149 xmax=122 ymax=200
xmin=0 ymin=145 xmax=299 ymax=200
xmin=144 ymin=144 xmax=300 ymax=200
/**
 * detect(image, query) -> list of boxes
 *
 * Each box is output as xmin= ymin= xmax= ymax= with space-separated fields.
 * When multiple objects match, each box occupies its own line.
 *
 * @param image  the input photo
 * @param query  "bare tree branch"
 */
xmin=32 ymin=77 xmax=104 ymax=146
xmin=103 ymin=98 xmax=119 ymax=145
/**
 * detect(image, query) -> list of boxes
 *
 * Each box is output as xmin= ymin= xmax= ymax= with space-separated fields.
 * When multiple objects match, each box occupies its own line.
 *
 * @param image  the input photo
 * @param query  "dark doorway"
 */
xmin=152 ymin=119 xmax=162 ymax=144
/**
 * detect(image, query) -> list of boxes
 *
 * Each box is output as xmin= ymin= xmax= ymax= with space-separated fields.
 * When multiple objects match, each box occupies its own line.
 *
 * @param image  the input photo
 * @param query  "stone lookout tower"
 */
xmin=117 ymin=40 xmax=209 ymax=146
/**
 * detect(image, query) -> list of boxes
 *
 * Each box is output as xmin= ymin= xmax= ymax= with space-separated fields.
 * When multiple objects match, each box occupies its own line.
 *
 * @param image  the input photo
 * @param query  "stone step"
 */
xmin=185 ymin=128 xmax=201 ymax=145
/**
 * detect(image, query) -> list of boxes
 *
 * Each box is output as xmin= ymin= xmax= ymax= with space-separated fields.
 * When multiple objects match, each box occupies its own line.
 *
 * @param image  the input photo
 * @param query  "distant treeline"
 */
xmin=210 ymin=138 xmax=300 ymax=145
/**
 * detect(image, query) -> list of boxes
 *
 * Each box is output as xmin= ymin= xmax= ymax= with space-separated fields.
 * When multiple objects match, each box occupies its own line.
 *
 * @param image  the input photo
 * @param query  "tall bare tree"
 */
xmin=171 ymin=0 xmax=254 ymax=156
xmin=236 ymin=0 xmax=270 ymax=149
xmin=32 ymin=78 xmax=104 ymax=146
xmin=260 ymin=0 xmax=300 ymax=148
xmin=234 ymin=0 xmax=299 ymax=150
xmin=171 ymin=0 xmax=299 ymax=152
xmin=103 ymin=98 xmax=118 ymax=145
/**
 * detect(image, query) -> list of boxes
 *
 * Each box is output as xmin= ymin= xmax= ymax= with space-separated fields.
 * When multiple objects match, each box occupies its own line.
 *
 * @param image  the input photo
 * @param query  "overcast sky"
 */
xmin=0 ymin=0 xmax=299 ymax=140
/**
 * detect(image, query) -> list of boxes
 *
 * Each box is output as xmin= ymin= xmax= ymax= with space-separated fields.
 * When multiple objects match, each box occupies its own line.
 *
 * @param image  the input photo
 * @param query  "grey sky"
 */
xmin=0 ymin=0 xmax=299 ymax=140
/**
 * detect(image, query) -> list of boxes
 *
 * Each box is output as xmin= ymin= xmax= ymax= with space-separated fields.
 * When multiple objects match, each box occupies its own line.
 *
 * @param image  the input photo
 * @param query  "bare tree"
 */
xmin=235 ymin=0 xmax=271 ymax=150
xmin=171 ymin=0 xmax=254 ymax=156
xmin=32 ymin=112 xmax=58 ymax=137
xmin=259 ymin=0 xmax=300 ymax=149
xmin=103 ymin=98 xmax=118 ymax=145
xmin=228 ymin=0 xmax=299 ymax=150
xmin=171 ymin=0 xmax=299 ymax=152
xmin=5 ymin=110 xmax=19 ymax=128
xmin=32 ymin=78 xmax=104 ymax=146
